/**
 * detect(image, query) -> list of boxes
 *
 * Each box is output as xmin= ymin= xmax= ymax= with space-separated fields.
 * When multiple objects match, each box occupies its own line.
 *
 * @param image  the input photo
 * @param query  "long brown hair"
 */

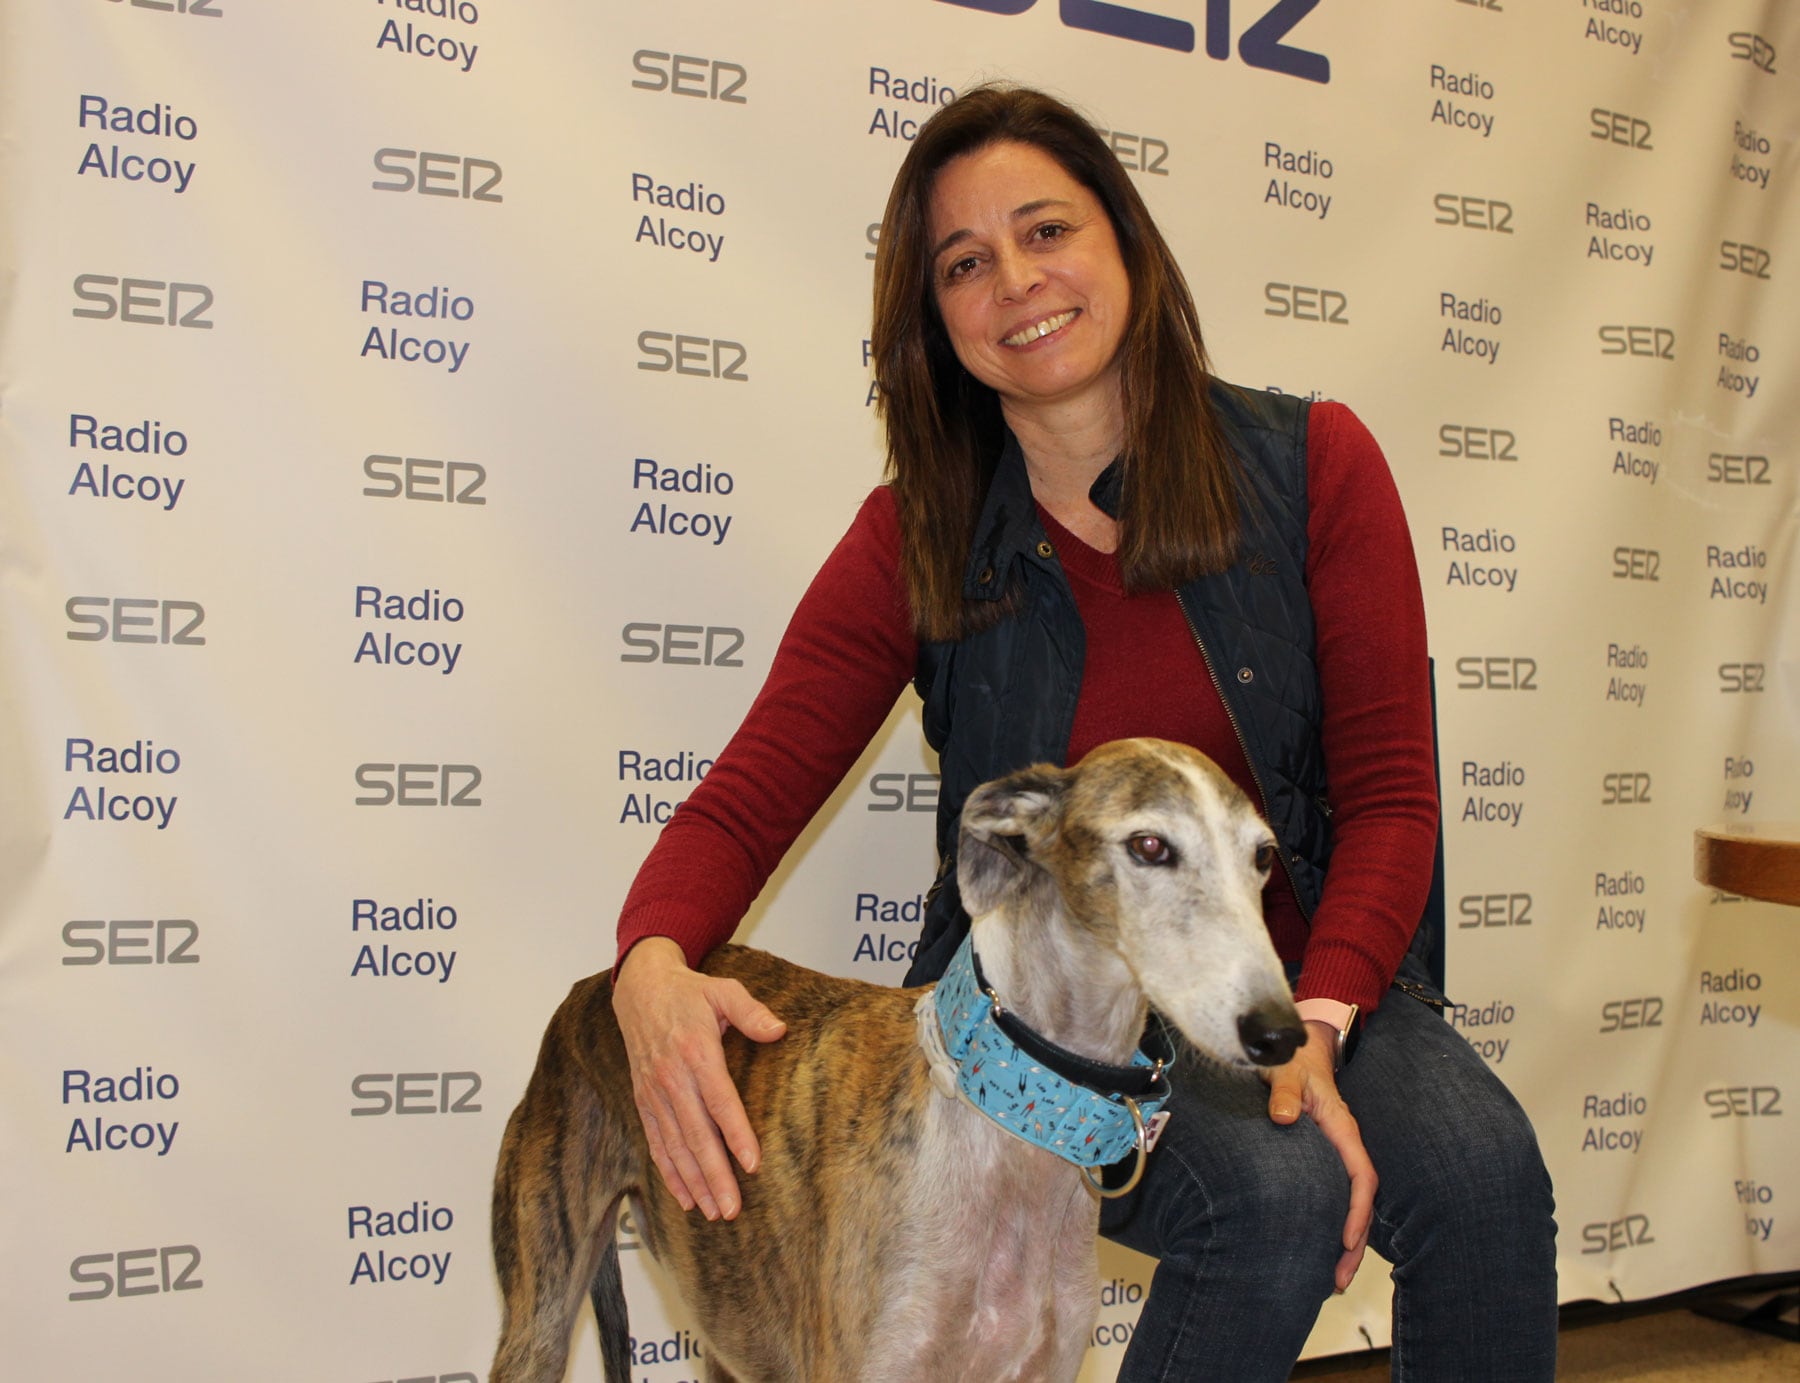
xmin=872 ymin=84 xmax=1242 ymax=641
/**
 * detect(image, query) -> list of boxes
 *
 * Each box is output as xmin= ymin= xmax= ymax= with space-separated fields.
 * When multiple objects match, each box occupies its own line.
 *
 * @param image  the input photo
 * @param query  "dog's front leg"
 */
xmin=1046 ymin=1231 xmax=1103 ymax=1383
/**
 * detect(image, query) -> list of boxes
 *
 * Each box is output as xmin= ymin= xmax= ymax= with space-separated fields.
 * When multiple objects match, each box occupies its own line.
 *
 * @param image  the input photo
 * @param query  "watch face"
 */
xmin=1340 ymin=1007 xmax=1362 ymax=1069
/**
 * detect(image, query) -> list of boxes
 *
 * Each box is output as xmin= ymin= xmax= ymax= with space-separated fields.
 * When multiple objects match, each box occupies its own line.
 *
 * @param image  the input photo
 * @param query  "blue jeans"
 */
xmin=1098 ymin=956 xmax=1557 ymax=1381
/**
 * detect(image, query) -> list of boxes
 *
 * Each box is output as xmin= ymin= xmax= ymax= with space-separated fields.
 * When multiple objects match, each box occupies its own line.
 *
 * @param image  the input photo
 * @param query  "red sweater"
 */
xmin=617 ymin=402 xmax=1438 ymax=1015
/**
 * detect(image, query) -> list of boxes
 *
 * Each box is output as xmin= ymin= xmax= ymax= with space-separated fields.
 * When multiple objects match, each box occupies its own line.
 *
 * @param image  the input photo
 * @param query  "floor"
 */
xmin=1291 ymin=1286 xmax=1797 ymax=1381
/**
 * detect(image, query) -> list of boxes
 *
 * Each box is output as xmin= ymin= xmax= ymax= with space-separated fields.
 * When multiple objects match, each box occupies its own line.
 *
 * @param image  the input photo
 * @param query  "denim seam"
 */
xmin=1373 ymin=1179 xmax=1410 ymax=1378
xmin=1149 ymin=1140 xmax=1216 ymax=1383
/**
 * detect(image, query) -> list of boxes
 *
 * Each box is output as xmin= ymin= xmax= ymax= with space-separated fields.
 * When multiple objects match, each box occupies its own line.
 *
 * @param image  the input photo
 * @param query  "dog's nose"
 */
xmin=1238 ymin=1005 xmax=1306 ymax=1067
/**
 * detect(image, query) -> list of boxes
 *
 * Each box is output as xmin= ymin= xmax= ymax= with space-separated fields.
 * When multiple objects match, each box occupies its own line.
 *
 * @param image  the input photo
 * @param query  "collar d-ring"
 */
xmin=1081 ymin=1096 xmax=1148 ymax=1200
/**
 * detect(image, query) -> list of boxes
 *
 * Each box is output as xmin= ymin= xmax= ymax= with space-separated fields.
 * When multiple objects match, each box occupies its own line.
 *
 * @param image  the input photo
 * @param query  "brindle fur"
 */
xmin=491 ymin=739 xmax=1301 ymax=1383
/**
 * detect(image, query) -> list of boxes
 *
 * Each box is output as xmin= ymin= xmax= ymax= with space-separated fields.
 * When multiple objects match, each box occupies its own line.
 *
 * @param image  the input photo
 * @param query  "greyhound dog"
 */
xmin=490 ymin=738 xmax=1305 ymax=1382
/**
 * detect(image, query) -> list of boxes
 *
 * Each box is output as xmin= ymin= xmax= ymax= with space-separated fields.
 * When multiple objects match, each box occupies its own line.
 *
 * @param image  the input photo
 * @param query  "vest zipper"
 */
xmin=1174 ymin=589 xmax=1313 ymax=922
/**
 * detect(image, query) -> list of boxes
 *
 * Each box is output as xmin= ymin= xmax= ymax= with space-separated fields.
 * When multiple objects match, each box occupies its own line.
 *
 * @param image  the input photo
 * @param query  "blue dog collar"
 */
xmin=927 ymin=933 xmax=1174 ymax=1171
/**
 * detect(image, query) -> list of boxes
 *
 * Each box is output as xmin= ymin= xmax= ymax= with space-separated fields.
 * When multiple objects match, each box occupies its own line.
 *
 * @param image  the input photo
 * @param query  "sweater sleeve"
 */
xmin=615 ymin=487 xmax=918 ymax=970
xmin=1293 ymin=402 xmax=1440 ymax=1014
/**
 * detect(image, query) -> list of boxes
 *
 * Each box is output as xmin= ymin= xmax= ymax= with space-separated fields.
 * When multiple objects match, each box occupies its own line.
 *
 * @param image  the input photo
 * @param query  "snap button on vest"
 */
xmin=1036 ymin=540 xmax=1054 ymax=559
xmin=977 ymin=567 xmax=994 ymax=585
xmin=1237 ymin=667 xmax=1255 ymax=683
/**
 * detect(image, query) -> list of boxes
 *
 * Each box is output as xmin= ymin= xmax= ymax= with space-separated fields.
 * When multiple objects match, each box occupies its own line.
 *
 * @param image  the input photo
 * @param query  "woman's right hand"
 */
xmin=611 ymin=937 xmax=787 ymax=1220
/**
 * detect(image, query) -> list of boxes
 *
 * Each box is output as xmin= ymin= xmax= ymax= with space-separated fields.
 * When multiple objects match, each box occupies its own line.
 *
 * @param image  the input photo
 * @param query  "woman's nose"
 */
xmin=991 ymin=244 xmax=1044 ymax=302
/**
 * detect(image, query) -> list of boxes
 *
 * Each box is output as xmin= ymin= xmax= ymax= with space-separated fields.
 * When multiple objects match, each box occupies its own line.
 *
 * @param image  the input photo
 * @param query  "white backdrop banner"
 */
xmin=2 ymin=2 xmax=1796 ymax=1379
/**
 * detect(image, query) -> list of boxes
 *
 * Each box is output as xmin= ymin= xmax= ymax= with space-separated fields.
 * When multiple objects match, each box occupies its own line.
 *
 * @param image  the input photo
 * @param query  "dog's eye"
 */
xmin=1127 ymin=834 xmax=1175 ymax=866
xmin=1254 ymin=842 xmax=1277 ymax=873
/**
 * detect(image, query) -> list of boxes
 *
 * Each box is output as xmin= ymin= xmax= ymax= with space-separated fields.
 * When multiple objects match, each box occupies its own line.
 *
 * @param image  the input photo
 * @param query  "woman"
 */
xmin=612 ymin=85 xmax=1557 ymax=1380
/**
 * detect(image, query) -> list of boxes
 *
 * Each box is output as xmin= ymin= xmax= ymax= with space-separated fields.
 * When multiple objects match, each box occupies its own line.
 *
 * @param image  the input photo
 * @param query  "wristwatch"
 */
xmin=1296 ymin=998 xmax=1362 ymax=1072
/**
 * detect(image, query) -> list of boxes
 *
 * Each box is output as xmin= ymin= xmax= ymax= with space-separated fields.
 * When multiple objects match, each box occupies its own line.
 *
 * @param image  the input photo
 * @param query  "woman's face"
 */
xmin=926 ymin=140 xmax=1131 ymax=423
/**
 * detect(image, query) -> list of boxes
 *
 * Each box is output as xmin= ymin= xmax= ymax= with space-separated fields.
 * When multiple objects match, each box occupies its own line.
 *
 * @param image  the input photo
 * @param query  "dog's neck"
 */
xmin=917 ymin=922 xmax=1174 ymax=1173
xmin=967 ymin=909 xmax=1147 ymax=1068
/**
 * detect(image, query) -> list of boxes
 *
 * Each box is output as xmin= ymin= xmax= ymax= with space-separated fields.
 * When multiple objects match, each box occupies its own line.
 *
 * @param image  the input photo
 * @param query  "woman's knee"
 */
xmin=1115 ymin=1124 xmax=1352 ymax=1263
xmin=1350 ymin=1007 xmax=1555 ymax=1247
xmin=1376 ymin=1083 xmax=1555 ymax=1252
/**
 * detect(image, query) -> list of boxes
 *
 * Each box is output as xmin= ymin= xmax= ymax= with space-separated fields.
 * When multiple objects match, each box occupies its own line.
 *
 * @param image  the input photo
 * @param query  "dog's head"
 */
xmin=956 ymin=738 xmax=1304 ymax=1070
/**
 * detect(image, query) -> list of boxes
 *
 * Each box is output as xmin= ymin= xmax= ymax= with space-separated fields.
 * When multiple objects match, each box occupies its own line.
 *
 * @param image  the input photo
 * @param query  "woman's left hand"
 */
xmin=1265 ymin=1021 xmax=1377 ymax=1292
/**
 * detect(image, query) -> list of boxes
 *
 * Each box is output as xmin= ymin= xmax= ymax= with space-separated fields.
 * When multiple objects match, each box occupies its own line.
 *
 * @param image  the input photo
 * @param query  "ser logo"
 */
xmin=1728 ymin=33 xmax=1777 ymax=74
xmin=638 ymin=332 xmax=748 ymax=381
xmin=1599 ymin=326 xmax=1673 ymax=358
xmin=1438 ymin=425 xmax=1517 ymax=461
xmin=1707 ymin=454 xmax=1772 ymax=486
xmin=104 ymin=0 xmax=221 ymax=15
xmin=63 ymin=919 xmax=199 ymax=965
xmin=1600 ymin=772 xmax=1651 ymax=805
xmin=350 ymin=1071 xmax=482 ymax=1116
xmin=1610 ymin=546 xmax=1660 ymax=581
xmin=69 ymin=1245 xmax=202 ymax=1300
xmin=364 ymin=454 xmax=487 ymax=505
xmin=937 ymin=0 xmax=1329 ymax=83
xmin=1458 ymin=893 xmax=1533 ymax=928
xmin=1598 ymin=995 xmax=1662 ymax=1032
xmin=1455 ymin=656 xmax=1537 ymax=690
xmin=1704 ymin=1085 xmax=1781 ymax=1118
xmin=1580 ymin=1215 xmax=1653 ymax=1254
xmin=1263 ymin=283 xmax=1347 ymax=324
xmin=1718 ymin=662 xmax=1766 ymax=693
xmin=354 ymin=763 xmax=483 ymax=806
xmin=632 ymin=51 xmax=747 ymax=102
xmin=370 ymin=1376 xmax=477 ymax=1383
xmin=372 ymin=149 xmax=502 ymax=202
xmin=1718 ymin=241 xmax=1772 ymax=279
xmin=1590 ymin=108 xmax=1653 ymax=150
xmin=868 ymin=772 xmax=940 ymax=812
xmin=1433 ymin=194 xmax=1513 ymax=233
xmin=1096 ymin=129 xmax=1170 ymax=175
xmin=73 ymin=275 xmax=213 ymax=328
xmin=67 ymin=597 xmax=205 ymax=645
xmin=621 ymin=623 xmax=744 ymax=666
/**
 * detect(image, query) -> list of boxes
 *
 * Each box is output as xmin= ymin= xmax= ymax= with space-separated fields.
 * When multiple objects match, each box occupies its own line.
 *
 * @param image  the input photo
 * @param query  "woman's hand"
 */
xmin=611 ymin=937 xmax=787 ymax=1221
xmin=1265 ymin=1021 xmax=1378 ymax=1292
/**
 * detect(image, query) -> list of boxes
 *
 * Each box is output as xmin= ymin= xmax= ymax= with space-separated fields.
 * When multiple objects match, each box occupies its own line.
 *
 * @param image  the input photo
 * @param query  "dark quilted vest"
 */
xmin=903 ymin=382 xmax=1330 ymax=987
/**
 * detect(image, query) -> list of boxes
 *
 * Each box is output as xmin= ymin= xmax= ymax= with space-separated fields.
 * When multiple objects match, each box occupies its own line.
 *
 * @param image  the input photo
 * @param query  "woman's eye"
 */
xmin=1254 ymin=842 xmax=1276 ymax=872
xmin=1128 ymin=834 xmax=1174 ymax=866
xmin=945 ymin=255 xmax=980 ymax=282
xmin=1033 ymin=222 xmax=1066 ymax=243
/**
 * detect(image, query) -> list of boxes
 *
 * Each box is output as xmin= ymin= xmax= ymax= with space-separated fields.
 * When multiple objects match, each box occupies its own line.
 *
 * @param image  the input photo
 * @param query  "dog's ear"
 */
xmin=956 ymin=764 xmax=1068 ymax=916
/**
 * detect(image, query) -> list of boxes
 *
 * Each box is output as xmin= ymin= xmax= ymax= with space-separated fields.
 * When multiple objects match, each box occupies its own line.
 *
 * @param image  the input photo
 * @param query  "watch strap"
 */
xmin=1296 ymin=998 xmax=1361 ymax=1071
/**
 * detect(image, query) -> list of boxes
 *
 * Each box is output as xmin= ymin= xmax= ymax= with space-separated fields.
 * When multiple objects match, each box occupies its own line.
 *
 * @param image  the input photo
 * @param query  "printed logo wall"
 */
xmin=0 ymin=2 xmax=1794 ymax=1378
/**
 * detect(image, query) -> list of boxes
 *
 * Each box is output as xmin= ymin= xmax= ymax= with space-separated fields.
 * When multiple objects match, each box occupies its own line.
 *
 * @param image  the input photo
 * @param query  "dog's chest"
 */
xmin=969 ymin=1204 xmax=1092 ymax=1354
xmin=862 ymin=1124 xmax=1100 ymax=1382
